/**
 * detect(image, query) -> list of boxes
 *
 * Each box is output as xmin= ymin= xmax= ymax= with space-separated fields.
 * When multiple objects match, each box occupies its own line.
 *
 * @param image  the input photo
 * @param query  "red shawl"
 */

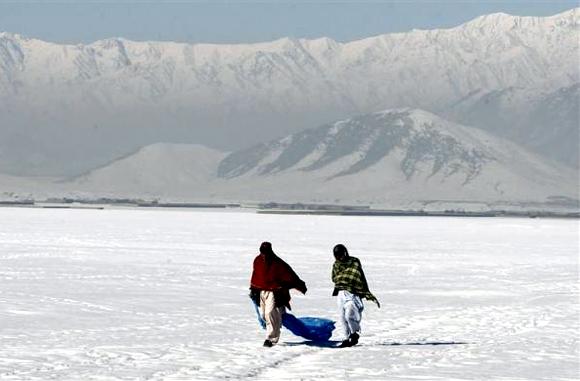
xmin=250 ymin=253 xmax=305 ymax=292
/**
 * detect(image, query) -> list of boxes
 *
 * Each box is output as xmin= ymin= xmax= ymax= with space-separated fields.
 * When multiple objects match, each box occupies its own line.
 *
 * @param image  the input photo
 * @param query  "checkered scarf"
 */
xmin=332 ymin=256 xmax=380 ymax=308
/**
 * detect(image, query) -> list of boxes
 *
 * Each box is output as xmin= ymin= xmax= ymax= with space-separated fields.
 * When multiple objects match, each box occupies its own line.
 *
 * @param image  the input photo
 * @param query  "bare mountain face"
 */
xmin=62 ymin=109 xmax=577 ymax=207
xmin=0 ymin=9 xmax=578 ymax=176
xmin=218 ymin=110 xmax=490 ymax=182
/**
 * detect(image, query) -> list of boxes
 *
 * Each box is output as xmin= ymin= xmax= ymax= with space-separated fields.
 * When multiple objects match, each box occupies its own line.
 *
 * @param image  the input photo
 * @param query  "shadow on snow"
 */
xmin=283 ymin=340 xmax=470 ymax=348
xmin=283 ymin=340 xmax=342 ymax=348
xmin=378 ymin=341 xmax=470 ymax=346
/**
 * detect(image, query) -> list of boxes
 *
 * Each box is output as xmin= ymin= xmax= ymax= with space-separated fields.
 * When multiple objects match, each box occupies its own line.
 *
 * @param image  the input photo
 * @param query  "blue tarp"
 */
xmin=252 ymin=300 xmax=335 ymax=342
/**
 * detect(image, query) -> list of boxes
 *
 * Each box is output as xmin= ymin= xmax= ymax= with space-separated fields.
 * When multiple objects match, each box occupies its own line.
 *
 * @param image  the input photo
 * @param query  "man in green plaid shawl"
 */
xmin=331 ymin=244 xmax=380 ymax=348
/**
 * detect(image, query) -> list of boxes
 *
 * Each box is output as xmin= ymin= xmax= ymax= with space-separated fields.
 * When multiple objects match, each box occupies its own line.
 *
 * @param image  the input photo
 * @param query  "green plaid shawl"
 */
xmin=332 ymin=256 xmax=380 ymax=308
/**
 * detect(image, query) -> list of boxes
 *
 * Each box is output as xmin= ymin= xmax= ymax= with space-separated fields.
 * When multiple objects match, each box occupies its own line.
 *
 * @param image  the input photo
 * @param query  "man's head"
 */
xmin=333 ymin=244 xmax=349 ymax=261
xmin=260 ymin=241 xmax=274 ymax=256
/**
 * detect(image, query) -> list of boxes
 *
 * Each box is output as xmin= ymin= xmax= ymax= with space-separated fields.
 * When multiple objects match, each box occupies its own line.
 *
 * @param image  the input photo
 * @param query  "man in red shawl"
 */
xmin=250 ymin=242 xmax=307 ymax=347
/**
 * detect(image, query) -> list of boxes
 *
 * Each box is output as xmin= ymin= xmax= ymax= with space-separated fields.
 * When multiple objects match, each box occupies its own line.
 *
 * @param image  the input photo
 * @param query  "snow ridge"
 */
xmin=0 ymin=8 xmax=578 ymax=176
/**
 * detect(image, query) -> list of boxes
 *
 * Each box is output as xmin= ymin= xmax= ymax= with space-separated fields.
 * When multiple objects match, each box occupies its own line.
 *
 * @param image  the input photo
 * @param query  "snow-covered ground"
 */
xmin=0 ymin=207 xmax=578 ymax=380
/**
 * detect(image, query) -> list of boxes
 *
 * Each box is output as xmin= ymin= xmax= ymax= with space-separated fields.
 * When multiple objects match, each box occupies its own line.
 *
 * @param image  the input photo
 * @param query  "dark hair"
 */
xmin=260 ymin=241 xmax=273 ymax=255
xmin=333 ymin=244 xmax=348 ymax=258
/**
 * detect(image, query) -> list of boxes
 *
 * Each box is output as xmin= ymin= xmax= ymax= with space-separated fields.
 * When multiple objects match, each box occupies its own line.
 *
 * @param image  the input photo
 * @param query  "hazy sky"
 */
xmin=0 ymin=0 xmax=577 ymax=44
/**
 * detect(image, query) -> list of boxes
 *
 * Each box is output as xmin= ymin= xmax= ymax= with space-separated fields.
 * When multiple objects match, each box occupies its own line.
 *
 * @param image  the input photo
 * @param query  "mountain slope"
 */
xmin=71 ymin=143 xmax=226 ymax=197
xmin=445 ymin=83 xmax=580 ymax=167
xmin=0 ymin=8 xmax=577 ymax=175
xmin=53 ymin=109 xmax=577 ymax=209
xmin=210 ymin=109 xmax=577 ymax=205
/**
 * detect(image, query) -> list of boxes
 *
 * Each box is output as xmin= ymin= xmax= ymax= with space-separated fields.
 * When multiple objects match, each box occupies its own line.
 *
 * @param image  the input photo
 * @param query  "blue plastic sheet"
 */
xmin=252 ymin=300 xmax=335 ymax=342
xmin=282 ymin=313 xmax=335 ymax=342
xmin=252 ymin=301 xmax=267 ymax=329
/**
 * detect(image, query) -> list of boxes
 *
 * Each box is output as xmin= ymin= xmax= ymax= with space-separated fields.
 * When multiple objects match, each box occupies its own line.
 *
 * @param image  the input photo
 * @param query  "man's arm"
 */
xmin=331 ymin=262 xmax=339 ymax=295
xmin=281 ymin=260 xmax=307 ymax=294
xmin=355 ymin=258 xmax=370 ymax=291
xmin=331 ymin=262 xmax=338 ymax=284
xmin=295 ymin=279 xmax=307 ymax=294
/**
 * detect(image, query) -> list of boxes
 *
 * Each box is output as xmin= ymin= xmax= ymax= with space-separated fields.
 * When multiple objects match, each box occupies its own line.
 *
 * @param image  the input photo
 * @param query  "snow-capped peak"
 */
xmin=461 ymin=7 xmax=579 ymax=30
xmin=0 ymin=8 xmax=577 ymax=178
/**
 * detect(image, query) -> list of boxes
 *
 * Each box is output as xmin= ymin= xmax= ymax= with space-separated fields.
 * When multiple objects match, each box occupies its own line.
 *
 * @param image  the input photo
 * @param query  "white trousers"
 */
xmin=260 ymin=290 xmax=285 ymax=343
xmin=337 ymin=290 xmax=364 ymax=339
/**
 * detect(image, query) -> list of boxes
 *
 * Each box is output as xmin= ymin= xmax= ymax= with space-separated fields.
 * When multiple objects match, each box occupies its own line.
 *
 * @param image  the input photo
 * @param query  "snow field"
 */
xmin=0 ymin=207 xmax=578 ymax=380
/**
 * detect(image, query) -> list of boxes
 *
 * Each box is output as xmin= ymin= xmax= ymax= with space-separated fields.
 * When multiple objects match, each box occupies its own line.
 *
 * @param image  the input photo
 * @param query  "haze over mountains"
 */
xmin=447 ymin=83 xmax=579 ymax=168
xmin=0 ymin=8 xmax=578 ymax=208
xmin=3 ymin=109 xmax=575 ymax=210
xmin=0 ymin=8 xmax=578 ymax=176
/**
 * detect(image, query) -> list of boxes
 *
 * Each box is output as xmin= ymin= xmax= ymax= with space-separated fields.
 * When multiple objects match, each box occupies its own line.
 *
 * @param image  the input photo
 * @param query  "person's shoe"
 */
xmin=263 ymin=339 xmax=273 ymax=347
xmin=338 ymin=339 xmax=351 ymax=348
xmin=349 ymin=333 xmax=360 ymax=346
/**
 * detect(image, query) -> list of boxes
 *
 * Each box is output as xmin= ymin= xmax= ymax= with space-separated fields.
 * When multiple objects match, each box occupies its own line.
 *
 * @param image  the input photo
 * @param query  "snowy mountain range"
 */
xmin=42 ymin=109 xmax=573 ymax=209
xmin=446 ymin=83 xmax=579 ymax=168
xmin=0 ymin=8 xmax=578 ymax=176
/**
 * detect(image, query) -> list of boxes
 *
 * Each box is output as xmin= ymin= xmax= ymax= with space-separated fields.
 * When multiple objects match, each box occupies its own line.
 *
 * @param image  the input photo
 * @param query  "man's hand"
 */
xmin=249 ymin=288 xmax=261 ymax=305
